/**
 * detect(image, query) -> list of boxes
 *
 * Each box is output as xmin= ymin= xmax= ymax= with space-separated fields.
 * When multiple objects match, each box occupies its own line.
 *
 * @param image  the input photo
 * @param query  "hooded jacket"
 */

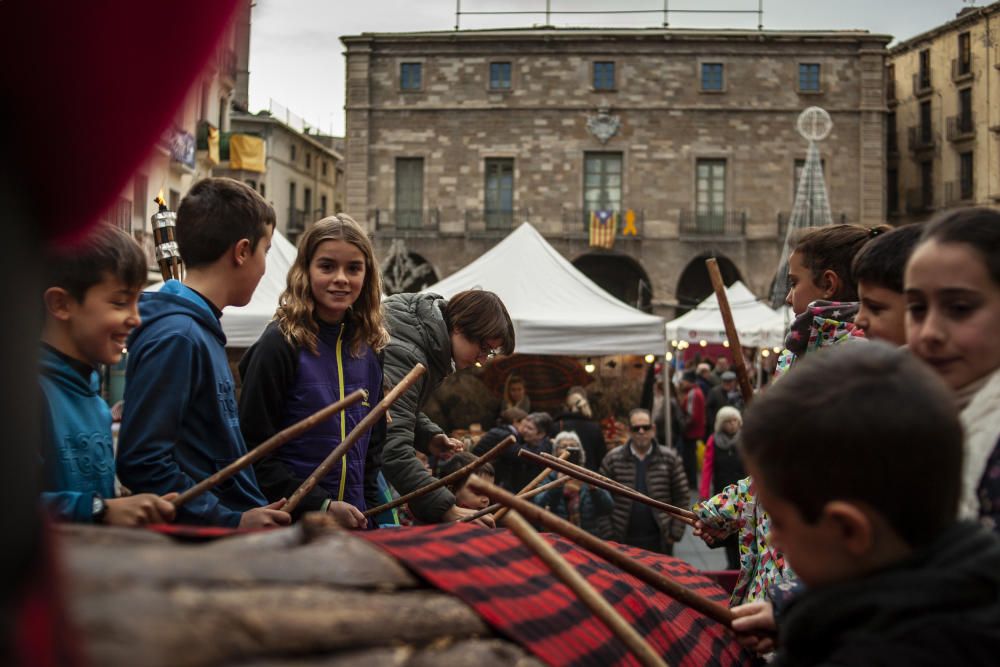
xmin=38 ymin=345 xmax=115 ymax=522
xmin=381 ymin=293 xmax=454 ymax=522
xmin=117 ymin=280 xmax=267 ymax=526
xmin=773 ymin=522 xmax=1000 ymax=666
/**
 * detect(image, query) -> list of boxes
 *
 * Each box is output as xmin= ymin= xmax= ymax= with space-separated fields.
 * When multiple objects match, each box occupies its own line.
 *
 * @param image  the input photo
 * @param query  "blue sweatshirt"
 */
xmin=117 ymin=280 xmax=267 ymax=526
xmin=39 ymin=345 xmax=115 ymax=522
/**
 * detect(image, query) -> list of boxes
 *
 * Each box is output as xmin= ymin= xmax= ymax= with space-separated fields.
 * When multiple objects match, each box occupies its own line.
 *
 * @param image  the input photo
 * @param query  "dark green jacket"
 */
xmin=381 ymin=293 xmax=454 ymax=522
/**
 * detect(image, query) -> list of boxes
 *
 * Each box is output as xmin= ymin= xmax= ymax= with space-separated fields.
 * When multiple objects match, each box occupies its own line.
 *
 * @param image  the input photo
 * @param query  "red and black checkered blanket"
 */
xmin=362 ymin=523 xmax=752 ymax=667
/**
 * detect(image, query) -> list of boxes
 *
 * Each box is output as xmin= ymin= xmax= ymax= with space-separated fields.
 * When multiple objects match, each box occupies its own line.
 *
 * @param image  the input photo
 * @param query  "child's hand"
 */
xmin=239 ymin=500 xmax=292 ymax=529
xmin=429 ymin=434 xmax=464 ymax=461
xmin=103 ymin=493 xmax=177 ymax=526
xmin=327 ymin=500 xmax=367 ymax=530
xmin=731 ymin=601 xmax=778 ymax=654
xmin=692 ymin=519 xmax=726 ymax=545
xmin=444 ymin=504 xmax=495 ymax=528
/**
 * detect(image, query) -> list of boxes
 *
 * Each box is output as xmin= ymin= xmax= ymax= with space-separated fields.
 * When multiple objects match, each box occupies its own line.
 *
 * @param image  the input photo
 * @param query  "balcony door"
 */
xmin=395 ymin=158 xmax=424 ymax=228
xmin=583 ymin=152 xmax=622 ymax=230
xmin=696 ymin=159 xmax=727 ymax=233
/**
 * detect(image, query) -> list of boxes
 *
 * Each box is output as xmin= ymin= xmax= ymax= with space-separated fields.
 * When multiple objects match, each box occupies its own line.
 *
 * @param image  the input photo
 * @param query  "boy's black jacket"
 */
xmin=774 ymin=521 xmax=1000 ymax=666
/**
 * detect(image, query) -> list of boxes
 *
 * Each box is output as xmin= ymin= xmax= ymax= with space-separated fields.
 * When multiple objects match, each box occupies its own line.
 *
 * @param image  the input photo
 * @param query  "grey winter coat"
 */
xmin=381 ymin=292 xmax=455 ymax=522
xmin=597 ymin=441 xmax=690 ymax=548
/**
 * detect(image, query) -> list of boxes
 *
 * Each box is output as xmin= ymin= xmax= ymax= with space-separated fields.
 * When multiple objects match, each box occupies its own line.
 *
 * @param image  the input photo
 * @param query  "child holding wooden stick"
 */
xmin=39 ymin=225 xmax=176 ymax=526
xmin=118 ymin=178 xmax=289 ymax=528
xmin=239 ymin=215 xmax=386 ymax=527
xmin=694 ymin=224 xmax=887 ymax=605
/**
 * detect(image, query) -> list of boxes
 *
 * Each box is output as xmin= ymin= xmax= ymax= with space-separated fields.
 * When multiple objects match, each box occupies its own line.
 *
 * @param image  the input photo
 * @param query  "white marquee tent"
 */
xmin=665 ymin=280 xmax=789 ymax=349
xmin=146 ymin=228 xmax=298 ymax=347
xmin=424 ymin=222 xmax=666 ymax=355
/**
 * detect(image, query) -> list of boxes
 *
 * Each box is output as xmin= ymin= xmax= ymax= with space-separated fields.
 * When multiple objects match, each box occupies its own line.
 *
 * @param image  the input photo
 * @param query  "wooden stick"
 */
xmin=173 ymin=389 xmax=367 ymax=508
xmin=536 ymin=451 xmax=636 ymax=495
xmin=283 ymin=364 xmax=427 ymax=514
xmin=467 ymin=476 xmax=733 ymax=628
xmin=501 ymin=509 xmax=670 ymax=667
xmin=460 ymin=475 xmax=570 ymax=523
xmin=518 ymin=450 xmax=697 ymax=526
xmin=361 ymin=434 xmax=517 ymax=518
xmin=493 ymin=449 xmax=571 ymax=522
xmin=705 ymin=257 xmax=754 ymax=406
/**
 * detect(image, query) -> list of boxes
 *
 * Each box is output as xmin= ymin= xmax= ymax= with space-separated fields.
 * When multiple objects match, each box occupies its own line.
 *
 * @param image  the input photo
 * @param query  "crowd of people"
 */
xmin=36 ymin=175 xmax=1000 ymax=664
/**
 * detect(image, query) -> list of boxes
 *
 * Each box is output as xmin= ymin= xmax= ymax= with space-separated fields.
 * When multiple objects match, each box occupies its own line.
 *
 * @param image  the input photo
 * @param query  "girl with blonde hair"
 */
xmin=239 ymin=214 xmax=392 ymax=527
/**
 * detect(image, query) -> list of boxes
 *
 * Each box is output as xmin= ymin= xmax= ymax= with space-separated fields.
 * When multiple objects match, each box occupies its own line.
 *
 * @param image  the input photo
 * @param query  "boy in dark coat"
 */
xmin=732 ymin=343 xmax=1000 ymax=665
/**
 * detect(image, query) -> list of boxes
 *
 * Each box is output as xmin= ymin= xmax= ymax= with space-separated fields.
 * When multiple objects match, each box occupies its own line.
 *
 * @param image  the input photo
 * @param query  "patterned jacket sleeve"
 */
xmin=693 ymin=475 xmax=753 ymax=537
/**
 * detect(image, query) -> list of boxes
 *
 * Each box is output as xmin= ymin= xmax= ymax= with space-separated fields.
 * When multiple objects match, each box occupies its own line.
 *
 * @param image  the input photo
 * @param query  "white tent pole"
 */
xmin=662 ymin=344 xmax=673 ymax=450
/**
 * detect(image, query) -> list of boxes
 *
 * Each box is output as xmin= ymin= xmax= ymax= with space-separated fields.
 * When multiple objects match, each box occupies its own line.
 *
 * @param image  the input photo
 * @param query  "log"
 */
xmin=467 ymin=476 xmax=734 ymax=628
xmin=237 ymin=640 xmax=545 ymax=667
xmin=173 ymin=390 xmax=367 ymax=508
xmin=502 ymin=509 xmax=669 ymax=667
xmin=459 ymin=475 xmax=570 ymax=523
xmin=705 ymin=257 xmax=754 ymax=406
xmin=518 ymin=449 xmax=697 ymax=525
xmin=285 ymin=364 xmax=426 ymax=514
xmin=493 ymin=449 xmax=570 ymax=522
xmin=71 ymin=586 xmax=488 ymax=667
xmin=362 ymin=434 xmax=517 ymax=518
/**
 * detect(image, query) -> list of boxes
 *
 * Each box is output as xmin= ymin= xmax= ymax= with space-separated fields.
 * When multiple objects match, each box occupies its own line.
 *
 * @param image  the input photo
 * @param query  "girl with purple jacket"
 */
xmin=238 ymin=215 xmax=390 ymax=527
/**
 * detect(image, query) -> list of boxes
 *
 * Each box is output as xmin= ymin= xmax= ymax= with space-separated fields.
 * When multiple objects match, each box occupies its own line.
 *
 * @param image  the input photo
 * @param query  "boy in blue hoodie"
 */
xmin=118 ymin=178 xmax=290 ymax=528
xmin=40 ymin=225 xmax=176 ymax=526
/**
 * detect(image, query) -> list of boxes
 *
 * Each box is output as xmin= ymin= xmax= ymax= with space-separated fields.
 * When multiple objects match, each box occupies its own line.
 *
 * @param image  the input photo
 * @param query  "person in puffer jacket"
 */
xmin=381 ymin=289 xmax=514 ymax=525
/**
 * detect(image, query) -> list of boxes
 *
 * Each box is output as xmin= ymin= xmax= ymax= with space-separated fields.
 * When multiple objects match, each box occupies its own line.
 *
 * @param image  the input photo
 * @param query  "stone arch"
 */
xmin=381 ymin=241 xmax=439 ymax=294
xmin=675 ymin=253 xmax=742 ymax=316
xmin=572 ymin=251 xmax=653 ymax=312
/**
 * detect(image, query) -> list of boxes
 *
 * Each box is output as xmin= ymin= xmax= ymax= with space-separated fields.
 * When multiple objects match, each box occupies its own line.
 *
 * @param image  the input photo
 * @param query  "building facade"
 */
xmin=887 ymin=3 xmax=1000 ymax=222
xmin=213 ymin=112 xmax=344 ymax=245
xmin=100 ymin=0 xmax=251 ymax=272
xmin=343 ymin=27 xmax=890 ymax=315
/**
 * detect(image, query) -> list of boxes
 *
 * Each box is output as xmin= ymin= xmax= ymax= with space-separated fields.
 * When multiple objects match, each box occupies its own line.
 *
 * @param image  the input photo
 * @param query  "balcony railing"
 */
xmin=952 ymin=57 xmax=973 ymax=82
xmin=679 ymin=209 xmax=746 ymax=236
xmin=906 ymin=187 xmax=934 ymax=214
xmin=912 ymin=72 xmax=933 ymax=97
xmin=373 ymin=208 xmax=441 ymax=232
xmin=908 ymin=125 xmax=937 ymax=153
xmin=947 ymin=113 xmax=975 ymax=142
xmin=464 ymin=207 xmax=530 ymax=232
xmin=560 ymin=208 xmax=645 ymax=236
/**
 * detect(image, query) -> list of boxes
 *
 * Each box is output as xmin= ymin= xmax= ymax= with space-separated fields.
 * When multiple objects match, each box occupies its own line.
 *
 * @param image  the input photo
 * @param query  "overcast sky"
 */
xmin=248 ymin=0 xmax=975 ymax=136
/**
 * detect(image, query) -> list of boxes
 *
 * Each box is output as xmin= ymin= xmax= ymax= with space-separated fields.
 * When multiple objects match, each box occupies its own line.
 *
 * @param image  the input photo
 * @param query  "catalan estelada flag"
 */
xmin=589 ymin=209 xmax=616 ymax=249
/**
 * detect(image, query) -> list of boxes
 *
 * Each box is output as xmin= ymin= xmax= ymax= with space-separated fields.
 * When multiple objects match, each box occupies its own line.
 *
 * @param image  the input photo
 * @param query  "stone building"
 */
xmin=213 ymin=112 xmax=344 ymax=245
xmin=886 ymin=3 xmax=1000 ymax=222
xmin=342 ymin=27 xmax=890 ymax=316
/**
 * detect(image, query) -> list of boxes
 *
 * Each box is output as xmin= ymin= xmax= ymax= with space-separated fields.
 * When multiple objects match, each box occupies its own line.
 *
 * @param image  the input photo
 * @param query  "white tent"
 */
xmin=146 ymin=229 xmax=297 ymax=347
xmin=665 ymin=281 xmax=789 ymax=349
xmin=424 ymin=222 xmax=665 ymax=355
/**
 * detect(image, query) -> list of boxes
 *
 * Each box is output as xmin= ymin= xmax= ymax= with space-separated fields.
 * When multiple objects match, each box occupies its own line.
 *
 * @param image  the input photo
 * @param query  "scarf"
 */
xmin=714 ymin=430 xmax=739 ymax=452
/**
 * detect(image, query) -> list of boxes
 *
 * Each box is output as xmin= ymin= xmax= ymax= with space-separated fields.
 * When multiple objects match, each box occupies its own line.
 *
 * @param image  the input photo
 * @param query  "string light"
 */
xmin=699 ymin=340 xmax=708 ymax=347
xmin=722 ymin=340 xmax=730 ymax=348
xmin=644 ymin=354 xmax=655 ymax=363
xmin=665 ymin=352 xmax=673 ymax=361
xmin=773 ymin=346 xmax=782 ymax=353
xmin=761 ymin=349 xmax=771 ymax=358
xmin=584 ymin=358 xmax=596 ymax=373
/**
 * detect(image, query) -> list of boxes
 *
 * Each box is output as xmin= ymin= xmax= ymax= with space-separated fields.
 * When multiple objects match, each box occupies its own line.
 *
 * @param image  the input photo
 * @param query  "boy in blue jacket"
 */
xmin=118 ymin=178 xmax=290 ymax=528
xmin=40 ymin=225 xmax=176 ymax=526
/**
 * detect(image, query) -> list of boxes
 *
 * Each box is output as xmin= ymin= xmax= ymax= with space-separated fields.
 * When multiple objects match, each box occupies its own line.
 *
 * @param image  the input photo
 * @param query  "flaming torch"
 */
xmin=151 ymin=192 xmax=182 ymax=282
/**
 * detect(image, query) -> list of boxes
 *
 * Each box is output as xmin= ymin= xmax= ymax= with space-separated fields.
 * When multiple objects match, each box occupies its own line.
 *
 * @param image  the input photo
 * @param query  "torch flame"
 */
xmin=154 ymin=189 xmax=166 ymax=210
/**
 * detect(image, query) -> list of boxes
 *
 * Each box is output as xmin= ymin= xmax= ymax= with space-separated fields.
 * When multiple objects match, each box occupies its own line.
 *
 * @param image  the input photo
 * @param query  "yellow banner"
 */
xmin=229 ymin=134 xmax=266 ymax=173
xmin=206 ymin=126 xmax=220 ymax=166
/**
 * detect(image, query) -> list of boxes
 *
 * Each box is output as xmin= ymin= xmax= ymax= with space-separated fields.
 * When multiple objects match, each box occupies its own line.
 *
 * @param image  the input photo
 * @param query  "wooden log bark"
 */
xmin=72 ymin=586 xmax=489 ymax=667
